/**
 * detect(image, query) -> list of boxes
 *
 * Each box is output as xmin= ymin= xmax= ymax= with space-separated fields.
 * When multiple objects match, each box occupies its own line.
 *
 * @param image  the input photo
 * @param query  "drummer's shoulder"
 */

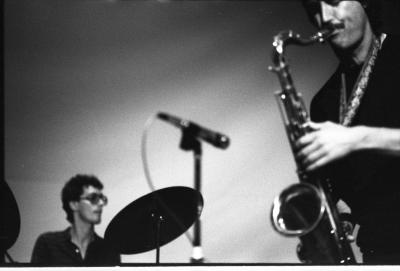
xmin=36 ymin=227 xmax=71 ymax=243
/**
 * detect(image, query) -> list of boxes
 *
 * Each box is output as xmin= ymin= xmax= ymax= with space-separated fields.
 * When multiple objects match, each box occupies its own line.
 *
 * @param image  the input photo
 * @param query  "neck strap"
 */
xmin=339 ymin=33 xmax=386 ymax=126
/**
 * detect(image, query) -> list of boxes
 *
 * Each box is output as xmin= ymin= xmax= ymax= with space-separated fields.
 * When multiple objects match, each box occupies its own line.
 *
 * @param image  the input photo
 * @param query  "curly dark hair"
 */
xmin=301 ymin=0 xmax=383 ymax=35
xmin=61 ymin=174 xmax=103 ymax=223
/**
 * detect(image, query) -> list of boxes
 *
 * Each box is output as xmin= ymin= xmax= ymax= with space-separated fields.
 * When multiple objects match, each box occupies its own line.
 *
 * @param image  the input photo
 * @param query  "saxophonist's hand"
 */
xmin=295 ymin=121 xmax=362 ymax=171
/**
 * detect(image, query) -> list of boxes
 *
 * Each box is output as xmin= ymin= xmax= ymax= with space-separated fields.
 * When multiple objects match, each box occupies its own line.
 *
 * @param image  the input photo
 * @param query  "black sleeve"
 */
xmin=310 ymin=92 xmax=327 ymax=122
xmin=309 ymin=69 xmax=342 ymax=124
xmin=31 ymin=234 xmax=50 ymax=264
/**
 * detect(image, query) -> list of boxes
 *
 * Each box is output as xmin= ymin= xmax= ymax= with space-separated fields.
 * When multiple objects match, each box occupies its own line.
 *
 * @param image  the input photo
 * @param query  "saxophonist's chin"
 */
xmin=330 ymin=27 xmax=366 ymax=52
xmin=329 ymin=34 xmax=343 ymax=46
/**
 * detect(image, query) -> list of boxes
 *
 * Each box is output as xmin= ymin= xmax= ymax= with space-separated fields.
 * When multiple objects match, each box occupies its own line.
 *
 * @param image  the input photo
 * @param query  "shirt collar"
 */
xmin=62 ymin=227 xmax=101 ymax=243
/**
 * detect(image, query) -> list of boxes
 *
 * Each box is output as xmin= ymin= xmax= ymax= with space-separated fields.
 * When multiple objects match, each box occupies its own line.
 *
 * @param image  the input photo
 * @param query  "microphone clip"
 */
xmin=179 ymin=126 xmax=202 ymax=154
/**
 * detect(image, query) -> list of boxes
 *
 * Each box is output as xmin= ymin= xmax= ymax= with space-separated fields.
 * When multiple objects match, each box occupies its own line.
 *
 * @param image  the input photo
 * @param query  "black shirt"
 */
xmin=31 ymin=227 xmax=121 ymax=266
xmin=310 ymin=35 xmax=400 ymax=253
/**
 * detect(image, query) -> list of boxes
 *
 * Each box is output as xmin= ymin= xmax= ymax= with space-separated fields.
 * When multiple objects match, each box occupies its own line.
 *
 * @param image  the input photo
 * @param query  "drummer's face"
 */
xmin=74 ymin=185 xmax=107 ymax=225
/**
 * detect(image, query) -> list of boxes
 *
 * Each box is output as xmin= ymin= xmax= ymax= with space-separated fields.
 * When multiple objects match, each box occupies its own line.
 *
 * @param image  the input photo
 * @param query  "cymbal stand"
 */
xmin=151 ymin=212 xmax=164 ymax=264
xmin=179 ymin=128 xmax=204 ymax=263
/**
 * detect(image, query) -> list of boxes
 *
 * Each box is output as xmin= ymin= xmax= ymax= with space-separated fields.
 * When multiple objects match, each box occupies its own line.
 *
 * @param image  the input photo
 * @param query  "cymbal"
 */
xmin=104 ymin=186 xmax=203 ymax=255
xmin=0 ymin=181 xmax=20 ymax=251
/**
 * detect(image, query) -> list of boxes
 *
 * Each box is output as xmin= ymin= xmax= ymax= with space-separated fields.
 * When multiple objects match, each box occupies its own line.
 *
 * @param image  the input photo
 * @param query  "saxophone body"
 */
xmin=269 ymin=25 xmax=356 ymax=264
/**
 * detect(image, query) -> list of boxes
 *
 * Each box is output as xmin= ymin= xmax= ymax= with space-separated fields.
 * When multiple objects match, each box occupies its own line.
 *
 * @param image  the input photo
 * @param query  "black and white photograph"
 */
xmin=3 ymin=0 xmax=400 ymax=268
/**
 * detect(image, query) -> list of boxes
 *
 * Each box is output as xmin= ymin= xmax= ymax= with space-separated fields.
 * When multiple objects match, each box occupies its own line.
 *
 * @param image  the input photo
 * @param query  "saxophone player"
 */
xmin=296 ymin=0 xmax=400 ymax=264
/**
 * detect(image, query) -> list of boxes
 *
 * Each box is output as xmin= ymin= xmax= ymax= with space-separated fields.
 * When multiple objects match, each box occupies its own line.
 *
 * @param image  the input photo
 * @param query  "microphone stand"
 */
xmin=179 ymin=127 xmax=204 ymax=264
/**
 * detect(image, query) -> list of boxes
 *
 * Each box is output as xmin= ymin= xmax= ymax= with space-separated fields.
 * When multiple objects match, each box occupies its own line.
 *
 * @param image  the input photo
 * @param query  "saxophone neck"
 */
xmin=270 ymin=23 xmax=344 ymax=68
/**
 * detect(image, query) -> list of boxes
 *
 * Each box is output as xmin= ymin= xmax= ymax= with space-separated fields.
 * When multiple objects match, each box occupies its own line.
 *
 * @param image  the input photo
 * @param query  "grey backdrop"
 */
xmin=4 ymin=0 xmax=399 ymax=264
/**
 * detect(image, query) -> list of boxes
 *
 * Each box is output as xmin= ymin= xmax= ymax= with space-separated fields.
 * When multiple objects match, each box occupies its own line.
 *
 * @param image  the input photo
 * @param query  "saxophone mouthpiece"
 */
xmin=335 ymin=22 xmax=345 ymax=29
xmin=317 ymin=22 xmax=344 ymax=43
xmin=328 ymin=22 xmax=344 ymax=30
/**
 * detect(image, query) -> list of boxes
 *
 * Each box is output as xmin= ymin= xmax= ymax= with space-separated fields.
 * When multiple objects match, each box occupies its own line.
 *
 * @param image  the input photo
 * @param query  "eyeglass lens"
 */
xmin=81 ymin=193 xmax=108 ymax=205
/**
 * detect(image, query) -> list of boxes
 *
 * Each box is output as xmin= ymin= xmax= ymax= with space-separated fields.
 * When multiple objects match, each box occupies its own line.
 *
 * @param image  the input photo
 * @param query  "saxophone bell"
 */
xmin=271 ymin=183 xmax=325 ymax=236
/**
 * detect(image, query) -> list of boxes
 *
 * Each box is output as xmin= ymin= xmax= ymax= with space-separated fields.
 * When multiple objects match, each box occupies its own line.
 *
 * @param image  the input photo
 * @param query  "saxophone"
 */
xmin=269 ymin=24 xmax=356 ymax=264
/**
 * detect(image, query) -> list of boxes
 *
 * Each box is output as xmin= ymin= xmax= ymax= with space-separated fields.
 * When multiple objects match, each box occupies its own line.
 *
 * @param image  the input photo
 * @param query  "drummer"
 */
xmin=31 ymin=174 xmax=120 ymax=266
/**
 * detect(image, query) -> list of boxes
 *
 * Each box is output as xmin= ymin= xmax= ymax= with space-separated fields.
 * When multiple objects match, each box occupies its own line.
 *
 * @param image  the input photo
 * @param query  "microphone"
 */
xmin=157 ymin=112 xmax=230 ymax=149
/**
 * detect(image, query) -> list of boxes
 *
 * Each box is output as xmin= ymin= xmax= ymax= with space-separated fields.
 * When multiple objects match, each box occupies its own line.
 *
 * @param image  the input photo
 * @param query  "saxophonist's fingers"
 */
xmin=305 ymin=152 xmax=330 ymax=171
xmin=296 ymin=145 xmax=323 ymax=170
xmin=296 ymin=135 xmax=322 ymax=160
xmin=303 ymin=121 xmax=322 ymax=131
xmin=295 ymin=132 xmax=318 ymax=150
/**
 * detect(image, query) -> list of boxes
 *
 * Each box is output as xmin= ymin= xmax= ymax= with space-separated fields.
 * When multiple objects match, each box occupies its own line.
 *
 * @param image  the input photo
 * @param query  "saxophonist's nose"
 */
xmin=319 ymin=2 xmax=336 ymax=26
